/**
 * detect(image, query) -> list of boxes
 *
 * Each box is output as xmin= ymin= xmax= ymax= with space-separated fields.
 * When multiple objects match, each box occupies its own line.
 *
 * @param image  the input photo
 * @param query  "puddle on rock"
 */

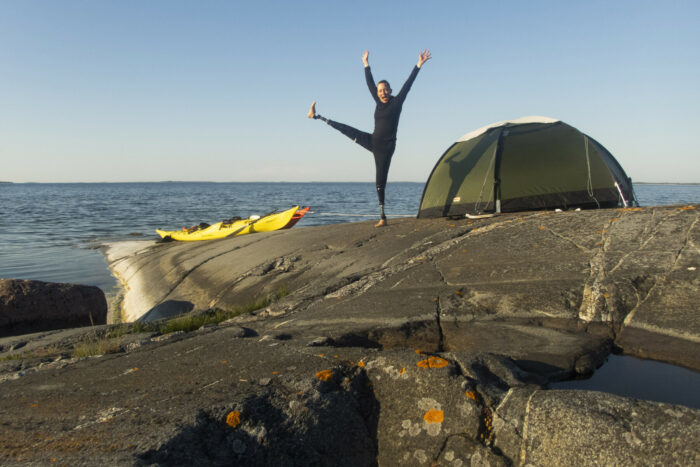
xmin=548 ymin=354 xmax=700 ymax=409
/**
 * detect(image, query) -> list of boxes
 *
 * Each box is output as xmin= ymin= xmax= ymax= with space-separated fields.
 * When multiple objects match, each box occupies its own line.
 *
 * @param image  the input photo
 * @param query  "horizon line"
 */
xmin=1 ymin=180 xmax=699 ymax=186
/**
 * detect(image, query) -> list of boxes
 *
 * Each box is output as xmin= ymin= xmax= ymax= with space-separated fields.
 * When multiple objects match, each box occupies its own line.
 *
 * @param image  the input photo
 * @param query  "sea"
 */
xmin=0 ymin=182 xmax=426 ymax=302
xmin=1 ymin=182 xmax=698 ymax=301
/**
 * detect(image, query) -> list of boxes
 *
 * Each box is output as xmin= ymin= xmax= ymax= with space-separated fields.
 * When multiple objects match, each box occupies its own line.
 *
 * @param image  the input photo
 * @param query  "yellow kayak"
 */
xmin=156 ymin=205 xmax=300 ymax=241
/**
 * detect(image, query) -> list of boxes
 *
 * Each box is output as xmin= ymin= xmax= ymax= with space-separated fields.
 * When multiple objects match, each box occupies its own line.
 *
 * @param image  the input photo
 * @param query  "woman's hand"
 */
xmin=417 ymin=49 xmax=432 ymax=68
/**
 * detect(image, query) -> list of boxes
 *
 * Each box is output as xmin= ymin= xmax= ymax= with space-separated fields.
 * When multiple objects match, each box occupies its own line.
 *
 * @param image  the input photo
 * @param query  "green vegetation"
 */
xmin=72 ymin=339 xmax=122 ymax=358
xmin=0 ymin=344 xmax=65 ymax=361
xmin=160 ymin=285 xmax=290 ymax=334
xmin=0 ymin=353 xmax=23 ymax=361
xmin=1 ymin=286 xmax=292 ymax=360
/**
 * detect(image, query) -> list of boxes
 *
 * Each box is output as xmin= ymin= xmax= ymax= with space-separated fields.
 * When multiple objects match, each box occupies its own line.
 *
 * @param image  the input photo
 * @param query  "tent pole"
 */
xmin=615 ymin=181 xmax=628 ymax=207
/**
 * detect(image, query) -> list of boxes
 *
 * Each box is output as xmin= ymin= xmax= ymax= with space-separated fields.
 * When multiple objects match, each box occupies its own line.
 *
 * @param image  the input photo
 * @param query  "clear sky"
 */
xmin=1 ymin=1 xmax=698 ymax=183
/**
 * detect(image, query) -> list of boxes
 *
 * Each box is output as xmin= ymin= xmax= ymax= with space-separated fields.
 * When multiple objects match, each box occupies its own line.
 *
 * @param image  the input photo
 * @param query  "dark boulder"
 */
xmin=0 ymin=279 xmax=107 ymax=337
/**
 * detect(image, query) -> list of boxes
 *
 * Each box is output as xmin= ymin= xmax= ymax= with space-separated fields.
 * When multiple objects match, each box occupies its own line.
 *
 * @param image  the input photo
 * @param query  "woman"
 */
xmin=309 ymin=49 xmax=431 ymax=226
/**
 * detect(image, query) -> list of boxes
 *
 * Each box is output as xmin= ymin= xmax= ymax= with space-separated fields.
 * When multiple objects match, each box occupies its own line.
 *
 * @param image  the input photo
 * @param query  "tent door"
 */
xmin=493 ymin=129 xmax=507 ymax=213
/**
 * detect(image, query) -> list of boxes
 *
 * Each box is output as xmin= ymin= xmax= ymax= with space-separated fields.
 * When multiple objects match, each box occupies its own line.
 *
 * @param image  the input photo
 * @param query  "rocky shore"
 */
xmin=0 ymin=204 xmax=698 ymax=465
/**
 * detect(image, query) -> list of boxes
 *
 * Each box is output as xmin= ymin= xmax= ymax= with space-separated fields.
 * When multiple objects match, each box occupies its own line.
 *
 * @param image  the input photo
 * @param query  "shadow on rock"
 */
xmin=138 ymin=300 xmax=195 ymax=322
xmin=138 ymin=367 xmax=380 ymax=466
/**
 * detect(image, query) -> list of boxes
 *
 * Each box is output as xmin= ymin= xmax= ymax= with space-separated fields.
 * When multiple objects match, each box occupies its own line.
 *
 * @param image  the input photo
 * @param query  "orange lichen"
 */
xmin=221 ymin=360 xmax=227 ymax=364
xmin=315 ymin=369 xmax=333 ymax=381
xmin=539 ymin=226 xmax=546 ymax=230
xmin=679 ymin=205 xmax=697 ymax=211
xmin=417 ymin=356 xmax=449 ymax=368
xmin=619 ymin=207 xmax=643 ymax=212
xmin=424 ymin=409 xmax=444 ymax=424
xmin=357 ymin=361 xmax=365 ymax=368
xmin=455 ymin=290 xmax=463 ymax=296
xmin=272 ymin=371 xmax=278 ymax=375
xmin=399 ymin=367 xmax=406 ymax=374
xmin=225 ymin=411 xmax=241 ymax=428
xmin=316 ymin=353 xmax=325 ymax=358
xmin=465 ymin=390 xmax=478 ymax=400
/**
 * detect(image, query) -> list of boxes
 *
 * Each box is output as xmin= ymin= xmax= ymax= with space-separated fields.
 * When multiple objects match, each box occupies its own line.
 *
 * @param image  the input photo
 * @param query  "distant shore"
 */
xmin=635 ymin=181 xmax=700 ymax=185
xmin=1 ymin=180 xmax=698 ymax=185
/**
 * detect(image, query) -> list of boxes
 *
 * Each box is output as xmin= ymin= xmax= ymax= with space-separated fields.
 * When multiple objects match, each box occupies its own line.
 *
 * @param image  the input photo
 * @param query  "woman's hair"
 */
xmin=377 ymin=80 xmax=391 ymax=89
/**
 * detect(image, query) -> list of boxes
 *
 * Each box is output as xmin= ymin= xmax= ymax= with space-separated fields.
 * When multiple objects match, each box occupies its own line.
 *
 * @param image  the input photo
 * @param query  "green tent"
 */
xmin=418 ymin=116 xmax=636 ymax=218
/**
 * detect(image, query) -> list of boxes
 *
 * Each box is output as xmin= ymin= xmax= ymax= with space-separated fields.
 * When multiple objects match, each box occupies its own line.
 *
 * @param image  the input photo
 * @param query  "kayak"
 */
xmin=282 ymin=206 xmax=310 ymax=230
xmin=156 ymin=205 xmax=308 ymax=241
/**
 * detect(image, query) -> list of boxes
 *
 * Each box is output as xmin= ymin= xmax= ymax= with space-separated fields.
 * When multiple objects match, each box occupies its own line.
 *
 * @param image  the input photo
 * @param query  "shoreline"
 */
xmin=102 ymin=239 xmax=160 ymax=323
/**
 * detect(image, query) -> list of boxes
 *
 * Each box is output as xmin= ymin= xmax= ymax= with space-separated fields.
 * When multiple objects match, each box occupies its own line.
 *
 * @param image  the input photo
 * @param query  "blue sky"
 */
xmin=1 ymin=1 xmax=698 ymax=183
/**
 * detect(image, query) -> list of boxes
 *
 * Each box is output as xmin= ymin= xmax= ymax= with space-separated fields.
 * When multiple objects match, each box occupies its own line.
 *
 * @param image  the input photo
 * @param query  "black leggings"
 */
xmin=317 ymin=116 xmax=395 ymax=214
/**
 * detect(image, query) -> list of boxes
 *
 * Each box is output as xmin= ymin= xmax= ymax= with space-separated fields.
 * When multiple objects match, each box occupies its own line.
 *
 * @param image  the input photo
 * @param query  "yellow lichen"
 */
xmin=424 ymin=409 xmax=444 ymax=424
xmin=417 ymin=356 xmax=449 ymax=368
xmin=315 ymin=369 xmax=333 ymax=381
xmin=226 ymin=411 xmax=241 ymax=428
xmin=272 ymin=371 xmax=278 ymax=375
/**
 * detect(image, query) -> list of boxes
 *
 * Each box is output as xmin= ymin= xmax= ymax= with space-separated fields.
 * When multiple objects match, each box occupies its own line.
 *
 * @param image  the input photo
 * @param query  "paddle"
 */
xmin=224 ymin=209 xmax=278 ymax=238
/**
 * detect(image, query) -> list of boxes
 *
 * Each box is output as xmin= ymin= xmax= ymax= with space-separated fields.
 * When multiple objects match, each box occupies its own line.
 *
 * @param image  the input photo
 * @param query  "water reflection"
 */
xmin=548 ymin=354 xmax=700 ymax=409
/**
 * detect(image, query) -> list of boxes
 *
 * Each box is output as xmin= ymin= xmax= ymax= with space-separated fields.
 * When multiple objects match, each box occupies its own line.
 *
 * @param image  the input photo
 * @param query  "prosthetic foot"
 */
xmin=307 ymin=101 xmax=316 ymax=119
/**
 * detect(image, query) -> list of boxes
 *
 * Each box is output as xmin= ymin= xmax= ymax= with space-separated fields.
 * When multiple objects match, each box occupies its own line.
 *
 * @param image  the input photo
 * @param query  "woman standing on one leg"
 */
xmin=309 ymin=49 xmax=431 ymax=227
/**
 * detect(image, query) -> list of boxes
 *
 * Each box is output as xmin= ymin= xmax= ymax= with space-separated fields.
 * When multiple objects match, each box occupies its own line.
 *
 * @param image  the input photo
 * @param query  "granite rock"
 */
xmin=0 ymin=279 xmax=107 ymax=337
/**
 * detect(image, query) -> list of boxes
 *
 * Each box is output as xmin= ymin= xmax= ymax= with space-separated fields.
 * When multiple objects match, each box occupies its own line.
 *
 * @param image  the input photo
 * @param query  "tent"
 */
xmin=417 ymin=116 xmax=637 ymax=218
